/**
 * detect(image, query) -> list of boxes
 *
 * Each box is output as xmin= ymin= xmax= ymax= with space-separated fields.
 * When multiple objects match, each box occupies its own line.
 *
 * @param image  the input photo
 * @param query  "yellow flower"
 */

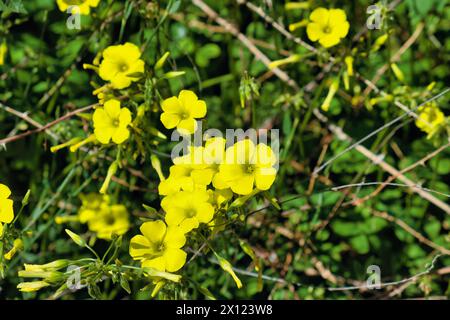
xmin=415 ymin=103 xmax=446 ymax=139
xmin=0 ymin=42 xmax=7 ymax=65
xmin=158 ymin=146 xmax=211 ymax=196
xmin=98 ymin=43 xmax=145 ymax=89
xmin=129 ymin=220 xmax=187 ymax=272
xmin=0 ymin=183 xmax=14 ymax=236
xmin=306 ymin=8 xmax=349 ymax=48
xmin=218 ymin=140 xmax=277 ymax=195
xmin=93 ymin=99 xmax=132 ymax=144
xmin=78 ymin=193 xmax=110 ymax=223
xmin=158 ymin=138 xmax=229 ymax=196
xmin=161 ymin=190 xmax=214 ymax=233
xmin=56 ymin=0 xmax=100 ymax=15
xmin=160 ymin=90 xmax=207 ymax=135
xmin=87 ymin=204 xmax=130 ymax=240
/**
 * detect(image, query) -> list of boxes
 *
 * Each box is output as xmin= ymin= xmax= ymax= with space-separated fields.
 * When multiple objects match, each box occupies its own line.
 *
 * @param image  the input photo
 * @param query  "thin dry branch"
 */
xmin=352 ymin=141 xmax=450 ymax=206
xmin=372 ymin=210 xmax=450 ymax=255
xmin=0 ymin=104 xmax=96 ymax=146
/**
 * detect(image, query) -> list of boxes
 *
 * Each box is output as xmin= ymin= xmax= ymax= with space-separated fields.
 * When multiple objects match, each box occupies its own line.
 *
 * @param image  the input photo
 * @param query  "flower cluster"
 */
xmin=79 ymin=193 xmax=130 ymax=240
xmin=415 ymin=102 xmax=447 ymax=139
xmin=56 ymin=193 xmax=130 ymax=240
xmin=129 ymin=90 xmax=278 ymax=290
xmin=56 ymin=0 xmax=100 ymax=15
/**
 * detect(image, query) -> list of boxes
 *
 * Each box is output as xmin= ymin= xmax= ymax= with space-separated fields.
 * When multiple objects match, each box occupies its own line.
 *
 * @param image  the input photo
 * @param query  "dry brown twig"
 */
xmin=351 ymin=141 xmax=450 ymax=207
xmin=0 ymin=103 xmax=96 ymax=146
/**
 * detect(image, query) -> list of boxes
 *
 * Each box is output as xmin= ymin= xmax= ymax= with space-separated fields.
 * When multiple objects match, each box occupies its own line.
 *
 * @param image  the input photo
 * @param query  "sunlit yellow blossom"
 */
xmin=158 ymin=145 xmax=212 ymax=196
xmin=415 ymin=103 xmax=446 ymax=139
xmin=160 ymin=90 xmax=207 ymax=134
xmin=158 ymin=164 xmax=208 ymax=196
xmin=306 ymin=8 xmax=349 ymax=48
xmin=98 ymin=43 xmax=145 ymax=89
xmin=0 ymin=183 xmax=14 ymax=236
xmin=0 ymin=42 xmax=7 ymax=65
xmin=129 ymin=220 xmax=187 ymax=272
xmin=56 ymin=0 xmax=100 ymax=15
xmin=87 ymin=204 xmax=130 ymax=240
xmin=93 ymin=99 xmax=132 ymax=144
xmin=218 ymin=140 xmax=277 ymax=195
xmin=161 ymin=190 xmax=214 ymax=233
xmin=158 ymin=138 xmax=228 ymax=196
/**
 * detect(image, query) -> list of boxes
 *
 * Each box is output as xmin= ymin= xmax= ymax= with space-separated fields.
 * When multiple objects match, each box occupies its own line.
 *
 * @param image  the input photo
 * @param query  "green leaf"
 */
xmin=349 ymin=235 xmax=370 ymax=254
xmin=430 ymin=158 xmax=450 ymax=175
xmin=331 ymin=220 xmax=362 ymax=237
xmin=195 ymin=43 xmax=221 ymax=67
xmin=424 ymin=218 xmax=441 ymax=239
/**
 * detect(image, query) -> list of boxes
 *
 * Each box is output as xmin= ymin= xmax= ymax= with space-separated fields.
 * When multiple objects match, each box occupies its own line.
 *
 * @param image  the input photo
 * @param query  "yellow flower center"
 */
xmin=185 ymin=208 xmax=197 ymax=218
xmin=104 ymin=214 xmax=116 ymax=226
xmin=180 ymin=112 xmax=190 ymax=120
xmin=118 ymin=62 xmax=129 ymax=72
xmin=245 ymin=164 xmax=256 ymax=174
xmin=153 ymin=241 xmax=166 ymax=253
xmin=323 ymin=25 xmax=332 ymax=34
xmin=112 ymin=118 xmax=120 ymax=127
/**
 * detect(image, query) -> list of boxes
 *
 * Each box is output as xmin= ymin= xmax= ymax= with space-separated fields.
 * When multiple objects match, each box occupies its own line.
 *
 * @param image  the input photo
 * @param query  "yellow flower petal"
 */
xmin=306 ymin=22 xmax=325 ymax=41
xmin=0 ymin=198 xmax=14 ymax=224
xmin=255 ymin=144 xmax=277 ymax=167
xmin=94 ymin=127 xmax=113 ymax=144
xmin=163 ymin=248 xmax=187 ymax=272
xmin=161 ymin=96 xmax=183 ymax=113
xmin=178 ymin=90 xmax=198 ymax=107
xmin=119 ymin=108 xmax=132 ymax=126
xmin=319 ymin=34 xmax=341 ymax=48
xmin=164 ymin=227 xmax=186 ymax=249
xmin=161 ymin=112 xmax=181 ymax=129
xmin=0 ymin=184 xmax=11 ymax=199
xmin=177 ymin=118 xmax=197 ymax=134
xmin=142 ymin=256 xmax=166 ymax=271
xmin=331 ymin=20 xmax=350 ymax=39
xmin=229 ymin=174 xmax=254 ymax=195
xmin=310 ymin=7 xmax=330 ymax=24
xmin=190 ymin=100 xmax=207 ymax=118
xmin=194 ymin=202 xmax=214 ymax=223
xmin=104 ymin=99 xmax=121 ymax=119
xmin=141 ymin=220 xmax=166 ymax=244
xmin=254 ymin=169 xmax=277 ymax=190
